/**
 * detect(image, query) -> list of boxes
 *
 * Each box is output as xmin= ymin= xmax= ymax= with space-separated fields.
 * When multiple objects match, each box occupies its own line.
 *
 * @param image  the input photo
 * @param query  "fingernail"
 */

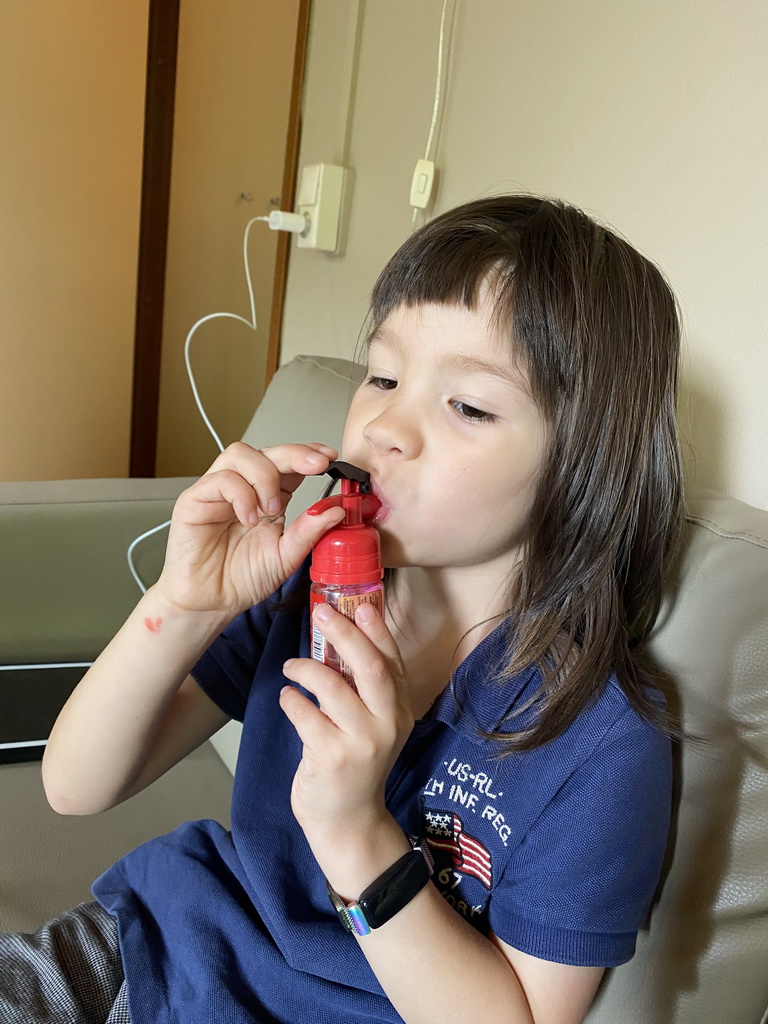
xmin=283 ymin=660 xmax=295 ymax=673
xmin=306 ymin=453 xmax=324 ymax=465
xmin=356 ymin=603 xmax=377 ymax=624
xmin=313 ymin=604 xmax=332 ymax=623
xmin=268 ymin=497 xmax=280 ymax=515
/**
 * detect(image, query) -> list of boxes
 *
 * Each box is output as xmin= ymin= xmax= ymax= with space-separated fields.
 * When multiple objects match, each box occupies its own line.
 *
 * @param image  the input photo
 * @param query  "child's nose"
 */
xmin=363 ymin=404 xmax=421 ymax=458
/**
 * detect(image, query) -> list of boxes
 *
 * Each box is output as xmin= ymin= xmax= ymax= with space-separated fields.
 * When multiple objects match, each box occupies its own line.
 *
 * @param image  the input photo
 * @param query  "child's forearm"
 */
xmin=311 ymin=822 xmax=534 ymax=1024
xmin=360 ymin=887 xmax=532 ymax=1024
xmin=42 ymin=586 xmax=230 ymax=816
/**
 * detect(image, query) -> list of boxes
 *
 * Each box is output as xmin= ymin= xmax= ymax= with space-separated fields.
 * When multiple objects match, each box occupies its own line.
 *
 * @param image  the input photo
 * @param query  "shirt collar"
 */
xmin=424 ymin=618 xmax=542 ymax=740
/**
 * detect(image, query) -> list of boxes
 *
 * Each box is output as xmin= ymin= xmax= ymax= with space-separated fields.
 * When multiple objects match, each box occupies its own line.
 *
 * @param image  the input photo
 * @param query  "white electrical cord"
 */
xmin=126 ymin=518 xmax=173 ymax=592
xmin=184 ymin=215 xmax=262 ymax=452
xmin=411 ymin=0 xmax=456 ymax=229
xmin=127 ymin=215 xmax=266 ymax=593
xmin=424 ymin=0 xmax=452 ymax=165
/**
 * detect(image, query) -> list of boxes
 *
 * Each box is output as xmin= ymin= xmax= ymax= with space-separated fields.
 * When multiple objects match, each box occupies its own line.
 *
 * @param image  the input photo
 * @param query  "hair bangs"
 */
xmin=369 ymin=214 xmax=522 ymax=334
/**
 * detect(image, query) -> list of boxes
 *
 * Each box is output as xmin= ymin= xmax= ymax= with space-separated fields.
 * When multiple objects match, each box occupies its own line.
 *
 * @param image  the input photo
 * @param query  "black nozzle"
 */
xmin=324 ymin=461 xmax=372 ymax=492
xmin=319 ymin=461 xmax=371 ymax=500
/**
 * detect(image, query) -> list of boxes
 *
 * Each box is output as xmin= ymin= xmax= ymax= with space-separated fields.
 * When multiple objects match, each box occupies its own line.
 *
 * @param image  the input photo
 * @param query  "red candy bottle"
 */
xmin=307 ymin=462 xmax=384 ymax=688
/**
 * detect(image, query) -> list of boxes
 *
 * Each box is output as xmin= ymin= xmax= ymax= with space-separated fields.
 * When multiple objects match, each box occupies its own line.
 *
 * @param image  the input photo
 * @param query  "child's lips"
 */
xmin=368 ymin=481 xmax=392 ymax=525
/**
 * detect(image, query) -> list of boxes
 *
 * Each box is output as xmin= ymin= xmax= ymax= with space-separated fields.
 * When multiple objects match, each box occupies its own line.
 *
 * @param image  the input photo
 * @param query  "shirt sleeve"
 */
xmin=191 ymin=609 xmax=270 ymax=722
xmin=191 ymin=562 xmax=309 ymax=722
xmin=488 ymin=713 xmax=673 ymax=967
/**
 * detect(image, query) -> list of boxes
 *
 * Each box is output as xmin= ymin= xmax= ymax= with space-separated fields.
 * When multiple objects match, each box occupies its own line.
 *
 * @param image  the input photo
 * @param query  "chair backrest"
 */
xmin=240 ymin=354 xmax=362 ymax=524
xmin=246 ymin=355 xmax=768 ymax=1024
xmin=588 ymin=489 xmax=768 ymax=1024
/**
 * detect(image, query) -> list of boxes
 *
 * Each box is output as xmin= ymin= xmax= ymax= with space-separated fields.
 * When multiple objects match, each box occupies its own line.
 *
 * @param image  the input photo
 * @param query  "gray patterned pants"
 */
xmin=0 ymin=901 xmax=130 ymax=1023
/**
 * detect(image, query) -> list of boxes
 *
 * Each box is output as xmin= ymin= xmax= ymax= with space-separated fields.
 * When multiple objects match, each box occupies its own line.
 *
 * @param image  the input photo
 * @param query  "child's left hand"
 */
xmin=279 ymin=602 xmax=414 ymax=850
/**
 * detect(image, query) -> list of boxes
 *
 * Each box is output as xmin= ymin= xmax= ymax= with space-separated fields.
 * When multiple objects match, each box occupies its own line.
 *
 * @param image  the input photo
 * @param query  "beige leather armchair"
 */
xmin=1 ymin=354 xmax=766 ymax=1023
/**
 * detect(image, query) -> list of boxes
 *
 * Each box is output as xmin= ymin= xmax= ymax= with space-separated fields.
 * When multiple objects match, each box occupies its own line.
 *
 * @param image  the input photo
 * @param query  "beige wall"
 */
xmin=281 ymin=0 xmax=768 ymax=512
xmin=0 ymin=0 xmax=147 ymax=480
xmin=156 ymin=0 xmax=300 ymax=477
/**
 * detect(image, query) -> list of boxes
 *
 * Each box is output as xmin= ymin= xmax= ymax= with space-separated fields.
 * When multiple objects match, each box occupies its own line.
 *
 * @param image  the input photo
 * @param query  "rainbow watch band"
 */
xmin=326 ymin=889 xmax=372 ymax=936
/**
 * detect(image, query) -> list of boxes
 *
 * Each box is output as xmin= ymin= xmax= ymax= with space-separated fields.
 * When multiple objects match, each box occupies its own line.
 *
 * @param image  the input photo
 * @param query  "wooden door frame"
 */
xmin=129 ymin=0 xmax=311 ymax=477
xmin=129 ymin=0 xmax=179 ymax=478
xmin=264 ymin=0 xmax=312 ymax=386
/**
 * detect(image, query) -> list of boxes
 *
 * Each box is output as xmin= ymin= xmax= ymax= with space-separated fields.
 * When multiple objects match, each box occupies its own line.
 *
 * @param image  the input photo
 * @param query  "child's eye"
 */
xmin=364 ymin=375 xmax=397 ymax=391
xmin=451 ymin=400 xmax=497 ymax=424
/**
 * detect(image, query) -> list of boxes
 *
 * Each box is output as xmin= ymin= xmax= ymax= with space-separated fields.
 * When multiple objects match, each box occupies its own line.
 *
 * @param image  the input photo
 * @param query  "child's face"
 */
xmin=341 ymin=300 xmax=547 ymax=577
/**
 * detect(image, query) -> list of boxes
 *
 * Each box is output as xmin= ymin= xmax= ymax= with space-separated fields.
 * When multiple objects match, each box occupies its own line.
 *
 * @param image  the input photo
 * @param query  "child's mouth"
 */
xmin=369 ymin=504 xmax=390 ymax=526
xmin=368 ymin=482 xmax=391 ymax=526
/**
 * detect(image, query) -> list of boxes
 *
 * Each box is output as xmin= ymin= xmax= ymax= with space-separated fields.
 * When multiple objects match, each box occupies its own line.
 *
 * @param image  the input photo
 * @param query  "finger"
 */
xmin=281 ymin=657 xmax=370 ymax=734
xmin=277 ymin=504 xmax=347 ymax=573
xmin=255 ymin=442 xmax=340 ymax=513
xmin=206 ymin=441 xmax=337 ymax=475
xmin=204 ymin=442 xmax=338 ymax=520
xmin=353 ymin=602 xmax=400 ymax=658
xmin=310 ymin=604 xmax=405 ymax=718
xmin=279 ymin=678 xmax=347 ymax=748
xmin=175 ymin=468 xmax=265 ymax=528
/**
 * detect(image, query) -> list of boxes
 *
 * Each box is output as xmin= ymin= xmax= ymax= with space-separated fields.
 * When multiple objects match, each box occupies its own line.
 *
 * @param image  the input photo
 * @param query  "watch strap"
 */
xmin=327 ymin=836 xmax=434 ymax=936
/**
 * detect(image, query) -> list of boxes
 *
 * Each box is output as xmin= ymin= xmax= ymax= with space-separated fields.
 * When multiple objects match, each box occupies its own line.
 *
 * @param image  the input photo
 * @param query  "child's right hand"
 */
xmin=154 ymin=442 xmax=346 ymax=618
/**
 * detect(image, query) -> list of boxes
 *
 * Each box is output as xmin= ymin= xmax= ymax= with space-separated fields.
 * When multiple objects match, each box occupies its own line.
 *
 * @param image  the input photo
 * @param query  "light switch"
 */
xmin=297 ymin=164 xmax=320 ymax=206
xmin=410 ymin=159 xmax=435 ymax=209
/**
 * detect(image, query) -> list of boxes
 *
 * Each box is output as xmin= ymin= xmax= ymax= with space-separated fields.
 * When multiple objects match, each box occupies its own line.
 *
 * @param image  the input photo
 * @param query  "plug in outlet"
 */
xmin=296 ymin=163 xmax=347 ymax=252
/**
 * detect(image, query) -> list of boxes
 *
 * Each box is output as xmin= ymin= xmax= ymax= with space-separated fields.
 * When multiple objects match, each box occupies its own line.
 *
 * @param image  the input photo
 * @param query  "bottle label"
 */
xmin=311 ymin=624 xmax=326 ymax=664
xmin=310 ymin=588 xmax=385 ymax=689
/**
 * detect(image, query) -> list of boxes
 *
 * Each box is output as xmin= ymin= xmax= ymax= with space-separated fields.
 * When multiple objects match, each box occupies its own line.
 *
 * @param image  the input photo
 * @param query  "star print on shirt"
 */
xmin=424 ymin=810 xmax=493 ymax=889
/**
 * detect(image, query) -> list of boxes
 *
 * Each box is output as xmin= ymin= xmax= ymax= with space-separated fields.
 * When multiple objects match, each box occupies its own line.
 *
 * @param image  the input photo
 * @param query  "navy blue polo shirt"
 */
xmin=92 ymin=563 xmax=672 ymax=1024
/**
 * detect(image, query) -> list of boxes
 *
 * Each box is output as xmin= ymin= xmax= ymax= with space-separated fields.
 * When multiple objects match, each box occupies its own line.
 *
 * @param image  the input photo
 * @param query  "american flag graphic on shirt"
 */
xmin=424 ymin=810 xmax=493 ymax=889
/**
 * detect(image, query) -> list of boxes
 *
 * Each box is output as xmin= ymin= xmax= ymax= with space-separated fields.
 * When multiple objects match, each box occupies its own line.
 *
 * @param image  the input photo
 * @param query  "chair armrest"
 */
xmin=0 ymin=477 xmax=193 ymax=663
xmin=0 ymin=354 xmax=359 ymax=675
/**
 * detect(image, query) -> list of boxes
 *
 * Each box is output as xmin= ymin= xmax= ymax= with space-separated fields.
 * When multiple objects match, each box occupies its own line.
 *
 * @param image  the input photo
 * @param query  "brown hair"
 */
xmin=367 ymin=195 xmax=684 ymax=751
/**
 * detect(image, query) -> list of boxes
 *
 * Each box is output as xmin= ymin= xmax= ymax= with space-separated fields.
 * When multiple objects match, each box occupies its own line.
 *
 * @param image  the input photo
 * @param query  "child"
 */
xmin=1 ymin=195 xmax=683 ymax=1024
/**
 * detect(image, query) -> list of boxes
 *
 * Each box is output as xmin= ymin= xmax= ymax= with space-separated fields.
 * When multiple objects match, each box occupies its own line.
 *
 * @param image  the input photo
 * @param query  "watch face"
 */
xmin=327 ymin=842 xmax=433 ymax=935
xmin=360 ymin=850 xmax=430 ymax=929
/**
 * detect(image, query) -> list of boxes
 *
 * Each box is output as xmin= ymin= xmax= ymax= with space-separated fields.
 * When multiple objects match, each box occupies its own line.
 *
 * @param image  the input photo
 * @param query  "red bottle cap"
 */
xmin=307 ymin=477 xmax=383 ymax=585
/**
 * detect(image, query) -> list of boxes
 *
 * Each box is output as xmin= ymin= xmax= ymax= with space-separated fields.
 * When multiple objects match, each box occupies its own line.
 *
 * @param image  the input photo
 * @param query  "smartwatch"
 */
xmin=326 ymin=837 xmax=435 ymax=936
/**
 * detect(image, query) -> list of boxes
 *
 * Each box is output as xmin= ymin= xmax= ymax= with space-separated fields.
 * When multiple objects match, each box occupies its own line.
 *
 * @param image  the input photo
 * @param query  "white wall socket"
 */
xmin=296 ymin=163 xmax=347 ymax=252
